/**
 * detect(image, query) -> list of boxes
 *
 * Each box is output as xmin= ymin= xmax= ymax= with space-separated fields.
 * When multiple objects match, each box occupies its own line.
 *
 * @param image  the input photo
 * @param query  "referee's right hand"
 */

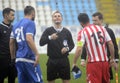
xmin=50 ymin=33 xmax=58 ymax=40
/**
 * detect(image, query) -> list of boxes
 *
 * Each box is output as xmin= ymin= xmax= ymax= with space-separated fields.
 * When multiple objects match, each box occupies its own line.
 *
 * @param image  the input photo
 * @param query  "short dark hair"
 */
xmin=92 ymin=12 xmax=103 ymax=20
xmin=2 ymin=8 xmax=15 ymax=18
xmin=24 ymin=6 xmax=35 ymax=15
xmin=78 ymin=13 xmax=89 ymax=24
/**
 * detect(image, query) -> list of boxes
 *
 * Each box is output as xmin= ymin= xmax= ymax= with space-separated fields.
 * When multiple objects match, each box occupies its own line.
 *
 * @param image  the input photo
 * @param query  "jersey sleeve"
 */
xmin=10 ymin=31 xmax=15 ymax=39
xmin=77 ymin=30 xmax=85 ymax=46
xmin=26 ymin=21 xmax=35 ymax=36
xmin=10 ymin=25 xmax=16 ymax=39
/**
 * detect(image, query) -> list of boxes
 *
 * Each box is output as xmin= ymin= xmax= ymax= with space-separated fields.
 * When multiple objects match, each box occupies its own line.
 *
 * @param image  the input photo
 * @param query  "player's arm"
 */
xmin=81 ymin=45 xmax=87 ymax=67
xmin=81 ymin=45 xmax=87 ymax=60
xmin=26 ymin=21 xmax=39 ymax=66
xmin=26 ymin=34 xmax=39 ymax=66
xmin=73 ymin=30 xmax=85 ymax=66
xmin=109 ymin=29 xmax=119 ymax=63
xmin=104 ymin=29 xmax=115 ymax=69
xmin=9 ymin=31 xmax=16 ymax=60
xmin=9 ymin=38 xmax=16 ymax=60
xmin=107 ymin=41 xmax=115 ymax=64
xmin=104 ymin=28 xmax=115 ymax=62
xmin=108 ymin=29 xmax=119 ymax=71
xmin=73 ymin=45 xmax=83 ymax=66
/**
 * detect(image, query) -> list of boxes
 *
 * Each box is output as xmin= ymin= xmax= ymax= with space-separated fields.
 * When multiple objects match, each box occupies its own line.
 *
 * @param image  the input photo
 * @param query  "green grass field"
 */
xmin=5 ymin=54 xmax=120 ymax=83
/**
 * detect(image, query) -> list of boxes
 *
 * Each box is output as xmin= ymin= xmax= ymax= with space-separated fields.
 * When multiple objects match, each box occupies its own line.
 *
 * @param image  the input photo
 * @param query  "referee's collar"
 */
xmin=1 ymin=22 xmax=12 ymax=28
xmin=53 ymin=26 xmax=63 ymax=32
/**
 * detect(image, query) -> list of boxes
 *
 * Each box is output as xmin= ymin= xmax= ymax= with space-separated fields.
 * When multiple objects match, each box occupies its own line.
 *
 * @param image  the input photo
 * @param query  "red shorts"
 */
xmin=86 ymin=61 xmax=110 ymax=83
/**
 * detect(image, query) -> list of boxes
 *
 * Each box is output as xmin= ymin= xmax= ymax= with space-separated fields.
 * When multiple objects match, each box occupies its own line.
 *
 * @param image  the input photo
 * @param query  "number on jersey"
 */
xmin=15 ymin=26 xmax=25 ymax=42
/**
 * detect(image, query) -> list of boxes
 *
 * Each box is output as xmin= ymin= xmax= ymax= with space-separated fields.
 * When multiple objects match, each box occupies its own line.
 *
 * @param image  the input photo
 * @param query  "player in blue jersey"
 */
xmin=9 ymin=6 xmax=43 ymax=83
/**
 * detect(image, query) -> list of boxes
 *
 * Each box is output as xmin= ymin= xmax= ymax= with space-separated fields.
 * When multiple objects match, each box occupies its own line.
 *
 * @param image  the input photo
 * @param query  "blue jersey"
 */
xmin=11 ymin=18 xmax=36 ymax=60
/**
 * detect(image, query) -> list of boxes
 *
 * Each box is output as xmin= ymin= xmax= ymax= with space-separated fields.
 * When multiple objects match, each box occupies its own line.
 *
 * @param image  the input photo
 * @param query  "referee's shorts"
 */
xmin=47 ymin=57 xmax=70 ymax=81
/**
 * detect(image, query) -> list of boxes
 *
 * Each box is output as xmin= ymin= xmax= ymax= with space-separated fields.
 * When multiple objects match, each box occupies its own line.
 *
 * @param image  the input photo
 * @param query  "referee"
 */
xmin=40 ymin=10 xmax=74 ymax=83
xmin=0 ymin=8 xmax=17 ymax=83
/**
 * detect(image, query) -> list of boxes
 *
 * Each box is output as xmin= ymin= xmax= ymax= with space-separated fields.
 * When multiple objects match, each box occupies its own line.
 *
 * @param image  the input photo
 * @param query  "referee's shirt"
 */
xmin=0 ymin=22 xmax=12 ymax=58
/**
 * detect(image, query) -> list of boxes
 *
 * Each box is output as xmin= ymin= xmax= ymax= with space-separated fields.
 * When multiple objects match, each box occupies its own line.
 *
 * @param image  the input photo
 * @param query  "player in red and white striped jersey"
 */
xmin=78 ymin=24 xmax=110 ymax=62
xmin=73 ymin=13 xmax=115 ymax=83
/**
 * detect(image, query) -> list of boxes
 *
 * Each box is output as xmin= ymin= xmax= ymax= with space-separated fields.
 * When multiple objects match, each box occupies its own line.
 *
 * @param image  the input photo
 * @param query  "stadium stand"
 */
xmin=95 ymin=0 xmax=120 ymax=24
xmin=0 ymin=0 xmax=119 ymax=53
xmin=0 ymin=0 xmax=120 ymax=25
xmin=0 ymin=0 xmax=98 ymax=26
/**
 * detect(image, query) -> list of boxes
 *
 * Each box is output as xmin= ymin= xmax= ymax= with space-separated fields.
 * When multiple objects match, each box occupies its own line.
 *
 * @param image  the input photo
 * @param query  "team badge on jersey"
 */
xmin=63 ymin=40 xmax=68 ymax=47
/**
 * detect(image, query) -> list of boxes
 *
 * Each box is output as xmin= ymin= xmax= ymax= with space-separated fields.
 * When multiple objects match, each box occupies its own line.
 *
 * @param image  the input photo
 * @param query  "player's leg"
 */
xmin=87 ymin=62 xmax=102 ymax=83
xmin=62 ymin=80 xmax=70 ymax=83
xmin=25 ymin=62 xmax=43 ymax=83
xmin=102 ymin=62 xmax=110 ymax=83
xmin=59 ymin=58 xmax=70 ymax=83
xmin=16 ymin=62 xmax=28 ymax=83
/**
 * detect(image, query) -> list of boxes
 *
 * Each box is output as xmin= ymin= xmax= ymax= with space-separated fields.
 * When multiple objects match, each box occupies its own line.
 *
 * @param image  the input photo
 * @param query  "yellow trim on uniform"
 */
xmin=77 ymin=41 xmax=84 ymax=46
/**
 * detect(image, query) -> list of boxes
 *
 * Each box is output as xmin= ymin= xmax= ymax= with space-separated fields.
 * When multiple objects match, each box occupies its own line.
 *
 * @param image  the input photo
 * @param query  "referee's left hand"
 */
xmin=61 ymin=47 xmax=68 ymax=54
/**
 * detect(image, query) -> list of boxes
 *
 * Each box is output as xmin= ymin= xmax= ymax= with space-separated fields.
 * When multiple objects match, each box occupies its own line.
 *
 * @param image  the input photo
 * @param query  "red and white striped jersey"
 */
xmin=77 ymin=24 xmax=111 ymax=62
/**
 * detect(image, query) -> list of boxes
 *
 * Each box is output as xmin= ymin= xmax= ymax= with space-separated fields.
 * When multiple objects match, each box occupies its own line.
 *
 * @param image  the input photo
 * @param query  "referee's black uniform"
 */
xmin=0 ymin=22 xmax=17 ymax=83
xmin=40 ymin=26 xmax=74 ymax=81
xmin=81 ymin=25 xmax=119 ymax=80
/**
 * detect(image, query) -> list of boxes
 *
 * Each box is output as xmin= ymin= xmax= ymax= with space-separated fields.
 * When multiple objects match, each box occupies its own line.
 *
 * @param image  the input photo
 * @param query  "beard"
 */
xmin=31 ymin=17 xmax=35 ymax=21
xmin=55 ymin=21 xmax=61 ymax=24
xmin=9 ymin=19 xmax=14 ymax=23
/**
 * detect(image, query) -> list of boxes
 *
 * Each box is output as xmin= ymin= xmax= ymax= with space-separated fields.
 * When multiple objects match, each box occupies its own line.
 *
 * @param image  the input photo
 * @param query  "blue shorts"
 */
xmin=16 ymin=60 xmax=43 ymax=83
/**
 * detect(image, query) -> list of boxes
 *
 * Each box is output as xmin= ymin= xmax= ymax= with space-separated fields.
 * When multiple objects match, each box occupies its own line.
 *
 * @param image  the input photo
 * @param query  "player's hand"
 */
xmin=109 ymin=59 xmax=115 ymax=67
xmin=50 ymin=33 xmax=58 ymax=40
xmin=34 ymin=55 xmax=39 ymax=67
xmin=10 ymin=58 xmax=16 ymax=67
xmin=61 ymin=47 xmax=68 ymax=54
xmin=80 ymin=60 xmax=86 ymax=67
xmin=72 ymin=64 xmax=77 ymax=69
xmin=113 ymin=63 xmax=119 ymax=72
